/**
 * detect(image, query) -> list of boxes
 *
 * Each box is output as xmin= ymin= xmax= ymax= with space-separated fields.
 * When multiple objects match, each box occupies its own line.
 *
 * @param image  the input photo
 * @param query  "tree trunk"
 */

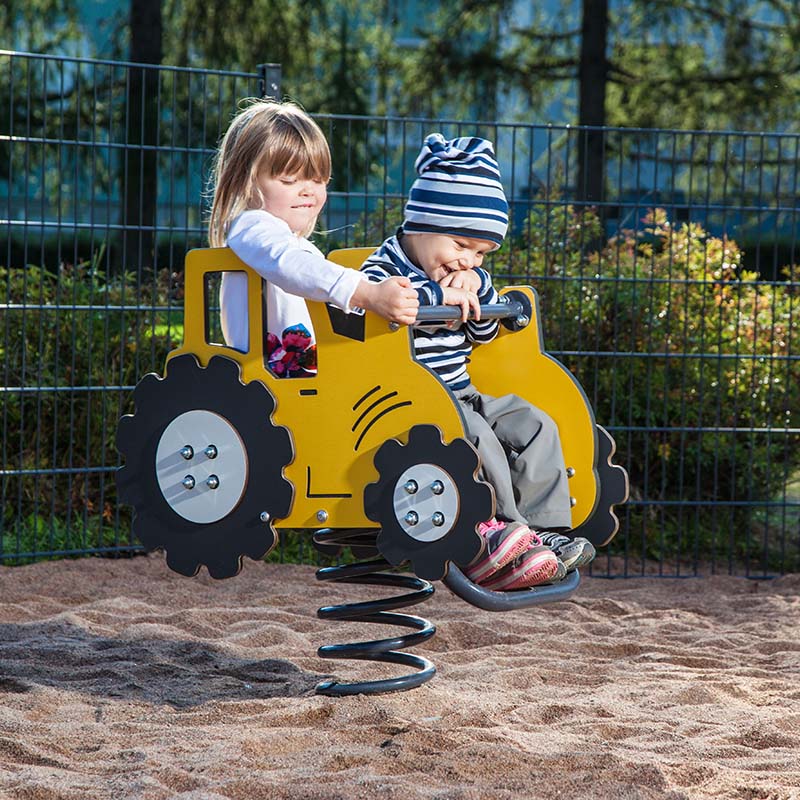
xmin=124 ymin=0 xmax=162 ymax=272
xmin=577 ymin=0 xmax=608 ymax=208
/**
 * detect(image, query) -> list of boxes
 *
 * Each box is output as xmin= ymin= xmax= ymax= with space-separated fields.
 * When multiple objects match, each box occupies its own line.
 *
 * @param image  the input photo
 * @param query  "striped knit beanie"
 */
xmin=402 ymin=133 xmax=509 ymax=247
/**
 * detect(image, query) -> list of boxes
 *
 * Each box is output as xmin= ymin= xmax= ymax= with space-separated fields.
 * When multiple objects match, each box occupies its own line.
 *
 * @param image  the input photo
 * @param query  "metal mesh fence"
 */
xmin=1 ymin=51 xmax=260 ymax=562
xmin=2 ymin=50 xmax=798 ymax=576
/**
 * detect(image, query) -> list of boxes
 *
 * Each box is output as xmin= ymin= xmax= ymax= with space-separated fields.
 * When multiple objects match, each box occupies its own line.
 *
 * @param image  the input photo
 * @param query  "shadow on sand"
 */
xmin=0 ymin=619 xmax=326 ymax=705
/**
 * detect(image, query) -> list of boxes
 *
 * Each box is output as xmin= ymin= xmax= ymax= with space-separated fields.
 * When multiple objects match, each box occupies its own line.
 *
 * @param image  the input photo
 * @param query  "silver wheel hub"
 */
xmin=392 ymin=464 xmax=459 ymax=542
xmin=155 ymin=409 xmax=248 ymax=523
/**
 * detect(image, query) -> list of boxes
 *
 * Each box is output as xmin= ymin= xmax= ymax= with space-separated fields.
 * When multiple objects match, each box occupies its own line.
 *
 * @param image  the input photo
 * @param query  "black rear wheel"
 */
xmin=570 ymin=425 xmax=629 ymax=547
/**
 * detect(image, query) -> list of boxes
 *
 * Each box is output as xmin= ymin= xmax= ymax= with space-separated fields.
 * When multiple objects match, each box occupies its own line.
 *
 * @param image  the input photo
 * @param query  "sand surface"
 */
xmin=0 ymin=554 xmax=798 ymax=799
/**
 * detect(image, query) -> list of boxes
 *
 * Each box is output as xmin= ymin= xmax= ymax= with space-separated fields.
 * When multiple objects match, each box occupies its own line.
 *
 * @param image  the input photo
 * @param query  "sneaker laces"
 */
xmin=477 ymin=517 xmax=506 ymax=538
xmin=538 ymin=531 xmax=571 ymax=548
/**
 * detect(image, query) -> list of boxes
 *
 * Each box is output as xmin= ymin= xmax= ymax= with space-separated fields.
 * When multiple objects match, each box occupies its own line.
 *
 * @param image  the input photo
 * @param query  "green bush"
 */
xmin=494 ymin=206 xmax=800 ymax=572
xmin=0 ymin=258 xmax=183 ymax=561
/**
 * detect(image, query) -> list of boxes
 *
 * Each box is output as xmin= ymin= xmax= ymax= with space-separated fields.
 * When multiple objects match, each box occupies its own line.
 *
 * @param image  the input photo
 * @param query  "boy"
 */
xmin=361 ymin=133 xmax=595 ymax=590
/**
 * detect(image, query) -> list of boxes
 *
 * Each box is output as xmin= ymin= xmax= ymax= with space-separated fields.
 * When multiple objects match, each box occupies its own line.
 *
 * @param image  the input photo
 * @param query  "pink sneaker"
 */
xmin=465 ymin=518 xmax=535 ymax=584
xmin=480 ymin=545 xmax=560 ymax=591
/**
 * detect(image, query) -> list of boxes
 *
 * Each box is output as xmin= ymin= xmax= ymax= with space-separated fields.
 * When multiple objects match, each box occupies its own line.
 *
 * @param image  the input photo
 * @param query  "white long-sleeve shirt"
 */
xmin=220 ymin=210 xmax=364 ymax=375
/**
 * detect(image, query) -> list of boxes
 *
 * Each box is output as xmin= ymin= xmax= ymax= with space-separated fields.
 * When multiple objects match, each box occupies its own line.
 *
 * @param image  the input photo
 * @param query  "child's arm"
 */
xmin=228 ymin=210 xmax=417 ymax=324
xmin=350 ymin=278 xmax=418 ymax=326
xmin=362 ymin=260 xmax=479 ymax=323
xmin=438 ymin=286 xmax=481 ymax=323
xmin=443 ymin=267 xmax=499 ymax=343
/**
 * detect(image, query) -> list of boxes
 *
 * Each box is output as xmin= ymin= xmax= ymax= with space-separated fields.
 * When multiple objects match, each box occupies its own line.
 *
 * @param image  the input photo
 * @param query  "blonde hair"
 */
xmin=207 ymin=99 xmax=332 ymax=246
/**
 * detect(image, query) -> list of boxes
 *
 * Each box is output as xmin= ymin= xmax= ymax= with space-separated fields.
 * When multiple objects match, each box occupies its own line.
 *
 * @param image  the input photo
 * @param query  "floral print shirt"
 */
xmin=265 ymin=323 xmax=317 ymax=378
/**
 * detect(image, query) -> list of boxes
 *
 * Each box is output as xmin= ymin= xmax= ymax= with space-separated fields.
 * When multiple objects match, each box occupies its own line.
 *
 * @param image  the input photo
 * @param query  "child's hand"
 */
xmin=353 ymin=276 xmax=419 ymax=325
xmin=441 ymin=285 xmax=481 ymax=323
xmin=439 ymin=268 xmax=482 ymax=295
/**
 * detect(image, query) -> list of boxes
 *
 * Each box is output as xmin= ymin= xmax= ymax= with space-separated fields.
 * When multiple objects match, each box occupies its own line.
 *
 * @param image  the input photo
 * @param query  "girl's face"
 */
xmin=256 ymin=172 xmax=328 ymax=235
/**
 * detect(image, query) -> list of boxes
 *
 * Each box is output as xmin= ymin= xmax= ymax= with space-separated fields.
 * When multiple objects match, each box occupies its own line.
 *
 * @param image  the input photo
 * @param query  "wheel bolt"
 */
xmin=404 ymin=480 xmax=418 ymax=494
xmin=566 ymin=466 xmax=575 ymax=477
xmin=432 ymin=512 xmax=445 ymax=526
xmin=180 ymin=445 xmax=194 ymax=460
xmin=431 ymin=480 xmax=444 ymax=495
xmin=204 ymin=444 xmax=218 ymax=459
xmin=570 ymin=496 xmax=577 ymax=507
xmin=404 ymin=511 xmax=419 ymax=526
xmin=260 ymin=511 xmax=270 ymax=523
xmin=182 ymin=475 xmax=196 ymax=490
xmin=316 ymin=510 xmax=328 ymax=523
xmin=206 ymin=474 xmax=219 ymax=489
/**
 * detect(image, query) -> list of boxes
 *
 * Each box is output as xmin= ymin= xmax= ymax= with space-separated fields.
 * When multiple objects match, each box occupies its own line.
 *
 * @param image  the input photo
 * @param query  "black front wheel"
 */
xmin=116 ymin=354 xmax=294 ymax=579
xmin=364 ymin=425 xmax=494 ymax=581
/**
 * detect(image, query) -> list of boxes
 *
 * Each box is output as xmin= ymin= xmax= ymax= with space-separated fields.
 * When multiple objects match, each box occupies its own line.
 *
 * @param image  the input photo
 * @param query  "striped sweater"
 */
xmin=361 ymin=235 xmax=499 ymax=390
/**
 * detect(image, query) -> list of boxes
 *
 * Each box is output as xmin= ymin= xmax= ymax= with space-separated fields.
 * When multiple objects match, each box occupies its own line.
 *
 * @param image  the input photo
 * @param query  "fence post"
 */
xmin=258 ymin=63 xmax=282 ymax=100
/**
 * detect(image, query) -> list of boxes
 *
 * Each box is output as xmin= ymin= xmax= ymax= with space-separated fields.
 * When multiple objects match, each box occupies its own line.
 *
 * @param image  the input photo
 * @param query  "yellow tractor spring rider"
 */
xmin=116 ymin=247 xmax=628 ymax=695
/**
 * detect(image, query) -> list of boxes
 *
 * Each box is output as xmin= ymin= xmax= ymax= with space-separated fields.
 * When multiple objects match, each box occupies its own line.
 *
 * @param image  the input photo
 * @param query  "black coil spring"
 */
xmin=313 ymin=529 xmax=437 ymax=696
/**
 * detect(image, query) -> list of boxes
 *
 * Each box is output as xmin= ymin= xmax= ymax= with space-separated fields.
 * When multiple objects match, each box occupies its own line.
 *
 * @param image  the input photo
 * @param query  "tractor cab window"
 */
xmin=206 ymin=270 xmax=249 ymax=353
xmin=261 ymin=279 xmax=318 ymax=379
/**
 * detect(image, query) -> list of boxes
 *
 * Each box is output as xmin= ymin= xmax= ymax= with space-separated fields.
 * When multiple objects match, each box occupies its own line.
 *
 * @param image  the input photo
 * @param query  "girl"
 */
xmin=208 ymin=99 xmax=418 ymax=376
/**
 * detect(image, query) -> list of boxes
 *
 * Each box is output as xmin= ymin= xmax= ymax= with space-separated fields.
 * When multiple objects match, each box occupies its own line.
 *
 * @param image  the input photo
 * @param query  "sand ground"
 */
xmin=0 ymin=554 xmax=798 ymax=800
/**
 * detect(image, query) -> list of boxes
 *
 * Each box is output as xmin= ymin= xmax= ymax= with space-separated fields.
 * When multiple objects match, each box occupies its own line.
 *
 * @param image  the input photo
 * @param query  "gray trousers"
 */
xmin=454 ymin=384 xmax=572 ymax=531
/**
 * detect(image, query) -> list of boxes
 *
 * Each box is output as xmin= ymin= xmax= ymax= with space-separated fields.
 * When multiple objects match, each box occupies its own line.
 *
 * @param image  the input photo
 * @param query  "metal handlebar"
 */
xmin=391 ymin=290 xmax=533 ymax=331
xmin=416 ymin=299 xmax=526 ymax=323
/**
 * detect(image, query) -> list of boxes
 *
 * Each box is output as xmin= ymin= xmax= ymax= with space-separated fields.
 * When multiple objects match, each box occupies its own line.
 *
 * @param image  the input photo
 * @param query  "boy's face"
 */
xmin=402 ymin=233 xmax=496 ymax=282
